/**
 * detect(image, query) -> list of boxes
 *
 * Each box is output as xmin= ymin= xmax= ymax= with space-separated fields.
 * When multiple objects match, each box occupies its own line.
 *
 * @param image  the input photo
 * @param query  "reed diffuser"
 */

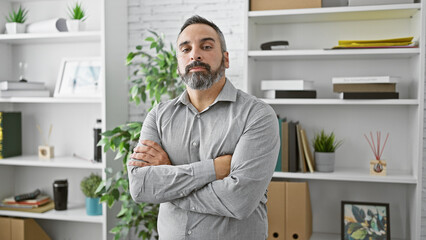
xmin=364 ymin=131 xmax=389 ymax=176
xmin=37 ymin=124 xmax=54 ymax=160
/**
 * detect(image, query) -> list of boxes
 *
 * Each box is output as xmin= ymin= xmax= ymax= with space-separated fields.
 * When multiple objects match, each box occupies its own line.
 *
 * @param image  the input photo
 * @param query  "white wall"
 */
xmin=127 ymin=0 xmax=426 ymax=237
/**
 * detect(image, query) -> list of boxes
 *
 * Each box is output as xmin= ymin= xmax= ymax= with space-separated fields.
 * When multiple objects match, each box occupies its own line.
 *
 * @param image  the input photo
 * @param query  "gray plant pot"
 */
xmin=314 ymin=152 xmax=335 ymax=172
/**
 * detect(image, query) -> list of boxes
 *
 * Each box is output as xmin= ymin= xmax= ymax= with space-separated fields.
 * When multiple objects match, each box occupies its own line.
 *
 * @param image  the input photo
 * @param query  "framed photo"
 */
xmin=342 ymin=201 xmax=390 ymax=240
xmin=54 ymin=58 xmax=102 ymax=98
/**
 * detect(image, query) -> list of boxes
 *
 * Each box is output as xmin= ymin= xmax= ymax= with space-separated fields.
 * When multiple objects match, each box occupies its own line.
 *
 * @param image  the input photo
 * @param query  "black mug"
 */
xmin=53 ymin=179 xmax=68 ymax=210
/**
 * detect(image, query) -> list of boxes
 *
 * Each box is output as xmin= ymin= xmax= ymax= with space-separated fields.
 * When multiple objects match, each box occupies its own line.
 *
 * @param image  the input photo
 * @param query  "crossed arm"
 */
xmin=127 ymin=105 xmax=279 ymax=219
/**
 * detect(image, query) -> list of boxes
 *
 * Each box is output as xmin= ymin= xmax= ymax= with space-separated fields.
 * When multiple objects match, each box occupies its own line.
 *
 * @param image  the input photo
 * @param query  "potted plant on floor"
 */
xmin=5 ymin=5 xmax=28 ymax=34
xmin=95 ymin=31 xmax=184 ymax=240
xmin=313 ymin=130 xmax=343 ymax=172
xmin=80 ymin=173 xmax=103 ymax=216
xmin=66 ymin=2 xmax=87 ymax=32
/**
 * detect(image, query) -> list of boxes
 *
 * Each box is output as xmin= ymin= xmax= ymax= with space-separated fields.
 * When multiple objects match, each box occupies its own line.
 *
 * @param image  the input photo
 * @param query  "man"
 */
xmin=128 ymin=15 xmax=279 ymax=240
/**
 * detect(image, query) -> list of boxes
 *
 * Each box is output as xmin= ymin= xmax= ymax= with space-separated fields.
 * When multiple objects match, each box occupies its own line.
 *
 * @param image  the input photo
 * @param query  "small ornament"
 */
xmin=364 ymin=131 xmax=389 ymax=176
xmin=37 ymin=124 xmax=54 ymax=160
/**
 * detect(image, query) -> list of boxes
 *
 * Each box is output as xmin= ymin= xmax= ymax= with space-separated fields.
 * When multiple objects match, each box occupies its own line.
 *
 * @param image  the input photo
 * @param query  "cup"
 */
xmin=53 ymin=179 xmax=68 ymax=210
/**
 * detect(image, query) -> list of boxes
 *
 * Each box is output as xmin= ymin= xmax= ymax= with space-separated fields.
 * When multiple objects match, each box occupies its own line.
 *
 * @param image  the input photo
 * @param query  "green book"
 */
xmin=275 ymin=117 xmax=286 ymax=172
xmin=0 ymin=112 xmax=22 ymax=158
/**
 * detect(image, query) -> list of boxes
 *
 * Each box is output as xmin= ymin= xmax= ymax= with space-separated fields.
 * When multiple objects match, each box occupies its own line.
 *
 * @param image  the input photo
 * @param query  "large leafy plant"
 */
xmin=6 ymin=5 xmax=28 ymax=23
xmin=95 ymin=31 xmax=184 ymax=240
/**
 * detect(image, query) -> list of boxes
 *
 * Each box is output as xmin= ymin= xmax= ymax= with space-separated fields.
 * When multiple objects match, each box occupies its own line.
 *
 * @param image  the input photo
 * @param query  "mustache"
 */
xmin=185 ymin=61 xmax=211 ymax=74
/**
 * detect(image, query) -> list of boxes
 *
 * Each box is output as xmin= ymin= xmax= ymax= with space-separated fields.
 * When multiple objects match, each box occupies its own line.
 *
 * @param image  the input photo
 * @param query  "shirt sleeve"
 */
xmin=127 ymin=104 xmax=217 ymax=204
xmin=171 ymin=104 xmax=280 ymax=220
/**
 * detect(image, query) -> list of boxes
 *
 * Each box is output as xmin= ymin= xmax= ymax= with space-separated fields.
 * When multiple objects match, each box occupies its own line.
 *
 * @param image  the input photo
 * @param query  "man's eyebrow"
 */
xmin=178 ymin=37 xmax=216 ymax=48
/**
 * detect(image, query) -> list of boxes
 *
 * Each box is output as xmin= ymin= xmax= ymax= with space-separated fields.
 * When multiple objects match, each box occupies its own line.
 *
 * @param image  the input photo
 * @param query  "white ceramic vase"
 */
xmin=5 ymin=22 xmax=26 ymax=34
xmin=66 ymin=19 xmax=83 ymax=32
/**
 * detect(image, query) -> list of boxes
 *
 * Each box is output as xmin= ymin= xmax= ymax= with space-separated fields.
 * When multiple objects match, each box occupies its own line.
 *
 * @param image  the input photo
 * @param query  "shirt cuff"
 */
xmin=192 ymin=159 xmax=216 ymax=188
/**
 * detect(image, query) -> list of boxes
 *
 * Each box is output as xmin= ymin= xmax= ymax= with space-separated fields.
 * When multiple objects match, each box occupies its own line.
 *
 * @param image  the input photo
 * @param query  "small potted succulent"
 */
xmin=5 ymin=5 xmax=28 ymax=34
xmin=80 ymin=173 xmax=102 ymax=216
xmin=66 ymin=2 xmax=87 ymax=32
xmin=313 ymin=130 xmax=343 ymax=172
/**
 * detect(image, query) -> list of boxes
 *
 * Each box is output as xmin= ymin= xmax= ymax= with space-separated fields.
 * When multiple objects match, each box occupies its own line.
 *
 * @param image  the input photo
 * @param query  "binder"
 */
xmin=286 ymin=182 xmax=312 ymax=240
xmin=267 ymin=181 xmax=312 ymax=240
xmin=267 ymin=182 xmax=286 ymax=240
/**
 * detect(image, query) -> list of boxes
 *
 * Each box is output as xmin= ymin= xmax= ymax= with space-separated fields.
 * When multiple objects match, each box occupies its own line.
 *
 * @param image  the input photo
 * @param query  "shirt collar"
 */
xmin=175 ymin=78 xmax=237 ymax=106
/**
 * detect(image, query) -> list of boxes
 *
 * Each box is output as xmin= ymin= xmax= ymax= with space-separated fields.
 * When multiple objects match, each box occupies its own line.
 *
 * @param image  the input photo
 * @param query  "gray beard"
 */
xmin=179 ymin=59 xmax=225 ymax=90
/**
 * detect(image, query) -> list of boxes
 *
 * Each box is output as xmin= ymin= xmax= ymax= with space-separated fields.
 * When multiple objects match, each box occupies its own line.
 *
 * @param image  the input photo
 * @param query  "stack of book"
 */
xmin=261 ymin=80 xmax=316 ymax=99
xmin=0 ymin=195 xmax=54 ymax=213
xmin=0 ymin=81 xmax=50 ymax=97
xmin=275 ymin=117 xmax=315 ymax=173
xmin=332 ymin=76 xmax=399 ymax=99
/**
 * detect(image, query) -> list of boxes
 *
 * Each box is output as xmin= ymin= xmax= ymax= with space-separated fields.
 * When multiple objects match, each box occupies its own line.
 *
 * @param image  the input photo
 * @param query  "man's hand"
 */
xmin=128 ymin=140 xmax=171 ymax=167
xmin=214 ymin=155 xmax=232 ymax=180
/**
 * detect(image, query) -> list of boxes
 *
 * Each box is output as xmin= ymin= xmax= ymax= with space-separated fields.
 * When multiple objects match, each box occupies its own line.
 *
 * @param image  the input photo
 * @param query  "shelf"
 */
xmin=0 ymin=202 xmax=103 ymax=223
xmin=261 ymin=98 xmax=418 ymax=105
xmin=248 ymin=48 xmax=420 ymax=60
xmin=0 ymin=97 xmax=102 ymax=103
xmin=248 ymin=3 xmax=421 ymax=24
xmin=0 ymin=31 xmax=101 ymax=45
xmin=273 ymin=168 xmax=416 ymax=184
xmin=0 ymin=155 xmax=103 ymax=169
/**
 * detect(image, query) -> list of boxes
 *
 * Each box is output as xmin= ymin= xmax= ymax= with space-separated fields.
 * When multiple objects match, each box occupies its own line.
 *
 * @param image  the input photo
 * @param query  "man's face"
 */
xmin=177 ymin=24 xmax=229 ymax=90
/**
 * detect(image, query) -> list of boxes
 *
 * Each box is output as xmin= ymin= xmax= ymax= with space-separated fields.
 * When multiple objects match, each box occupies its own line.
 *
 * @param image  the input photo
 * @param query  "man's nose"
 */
xmin=190 ymin=48 xmax=202 ymax=61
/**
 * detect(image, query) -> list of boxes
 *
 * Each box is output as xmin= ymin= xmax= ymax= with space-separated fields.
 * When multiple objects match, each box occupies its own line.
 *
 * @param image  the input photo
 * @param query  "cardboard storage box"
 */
xmin=0 ymin=217 xmax=50 ymax=240
xmin=267 ymin=181 xmax=312 ymax=240
xmin=250 ymin=0 xmax=321 ymax=11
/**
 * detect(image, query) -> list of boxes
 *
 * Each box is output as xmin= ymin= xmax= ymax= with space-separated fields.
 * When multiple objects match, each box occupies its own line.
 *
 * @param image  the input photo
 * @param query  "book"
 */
xmin=0 ymin=90 xmax=50 ymax=98
xmin=340 ymin=92 xmax=399 ymax=99
xmin=332 ymin=76 xmax=399 ymax=84
xmin=349 ymin=0 xmax=413 ymax=6
xmin=275 ymin=117 xmax=284 ymax=172
xmin=296 ymin=123 xmax=307 ymax=173
xmin=261 ymin=80 xmax=314 ymax=91
xmin=281 ymin=121 xmax=289 ymax=172
xmin=0 ymin=81 xmax=45 ymax=91
xmin=300 ymin=128 xmax=314 ymax=173
xmin=288 ymin=121 xmax=299 ymax=173
xmin=264 ymin=90 xmax=317 ymax=99
xmin=0 ymin=112 xmax=22 ymax=159
xmin=3 ymin=195 xmax=51 ymax=206
xmin=0 ymin=201 xmax=54 ymax=213
xmin=333 ymin=83 xmax=396 ymax=93
xmin=332 ymin=37 xmax=414 ymax=48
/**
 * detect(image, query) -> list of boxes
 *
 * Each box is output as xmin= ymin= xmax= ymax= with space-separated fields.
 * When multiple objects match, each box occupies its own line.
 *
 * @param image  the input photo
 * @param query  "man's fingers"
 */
xmin=131 ymin=152 xmax=154 ymax=163
xmin=140 ymin=140 xmax=164 ymax=154
xmin=133 ymin=145 xmax=155 ymax=156
xmin=128 ymin=160 xmax=151 ymax=167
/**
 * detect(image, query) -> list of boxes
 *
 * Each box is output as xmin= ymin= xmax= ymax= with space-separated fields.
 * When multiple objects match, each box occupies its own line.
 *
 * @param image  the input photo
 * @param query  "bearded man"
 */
xmin=128 ymin=15 xmax=280 ymax=240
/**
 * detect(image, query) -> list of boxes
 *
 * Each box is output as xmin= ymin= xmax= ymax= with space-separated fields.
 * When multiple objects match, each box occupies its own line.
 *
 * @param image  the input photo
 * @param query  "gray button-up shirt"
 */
xmin=128 ymin=79 xmax=280 ymax=240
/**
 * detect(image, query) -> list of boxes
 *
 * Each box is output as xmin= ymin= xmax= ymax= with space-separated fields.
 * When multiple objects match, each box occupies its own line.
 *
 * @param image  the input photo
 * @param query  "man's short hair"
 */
xmin=179 ymin=15 xmax=227 ymax=53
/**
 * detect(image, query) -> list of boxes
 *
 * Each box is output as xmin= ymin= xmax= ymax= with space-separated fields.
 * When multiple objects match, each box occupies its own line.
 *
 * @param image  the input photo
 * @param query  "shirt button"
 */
xmin=180 ymin=193 xmax=184 ymax=196
xmin=188 ymin=230 xmax=192 ymax=235
xmin=196 ymin=114 xmax=200 ymax=119
xmin=192 ymin=142 xmax=198 ymax=146
xmin=191 ymin=207 xmax=195 ymax=210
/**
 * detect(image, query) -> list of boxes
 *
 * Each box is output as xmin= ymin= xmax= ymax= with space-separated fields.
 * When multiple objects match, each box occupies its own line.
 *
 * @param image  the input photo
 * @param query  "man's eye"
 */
xmin=182 ymin=48 xmax=190 ymax=53
xmin=203 ymin=46 xmax=212 ymax=50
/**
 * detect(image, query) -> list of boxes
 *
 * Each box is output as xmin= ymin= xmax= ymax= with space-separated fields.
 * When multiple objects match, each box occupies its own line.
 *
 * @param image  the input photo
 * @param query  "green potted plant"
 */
xmin=5 ymin=5 xmax=28 ymax=34
xmin=95 ymin=31 xmax=184 ymax=240
xmin=80 ymin=173 xmax=102 ymax=216
xmin=66 ymin=2 xmax=87 ymax=32
xmin=313 ymin=130 xmax=343 ymax=172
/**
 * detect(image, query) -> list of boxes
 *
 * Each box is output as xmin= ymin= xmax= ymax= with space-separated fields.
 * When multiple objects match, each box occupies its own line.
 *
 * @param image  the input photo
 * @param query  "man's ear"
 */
xmin=223 ymin=51 xmax=230 ymax=68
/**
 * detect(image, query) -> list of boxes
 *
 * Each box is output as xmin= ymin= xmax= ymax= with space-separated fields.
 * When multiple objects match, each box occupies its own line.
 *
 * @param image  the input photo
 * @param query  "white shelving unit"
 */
xmin=0 ymin=0 xmax=128 ymax=239
xmin=245 ymin=2 xmax=424 ymax=239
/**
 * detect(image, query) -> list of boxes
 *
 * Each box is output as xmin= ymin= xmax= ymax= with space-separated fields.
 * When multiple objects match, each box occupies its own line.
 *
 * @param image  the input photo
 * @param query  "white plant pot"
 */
xmin=314 ymin=152 xmax=335 ymax=172
xmin=5 ymin=22 xmax=26 ymax=34
xmin=66 ymin=19 xmax=82 ymax=32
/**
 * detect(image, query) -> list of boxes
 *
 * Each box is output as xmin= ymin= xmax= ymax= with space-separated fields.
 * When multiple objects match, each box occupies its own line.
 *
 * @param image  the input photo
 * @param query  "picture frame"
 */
xmin=342 ymin=201 xmax=390 ymax=240
xmin=54 ymin=58 xmax=102 ymax=98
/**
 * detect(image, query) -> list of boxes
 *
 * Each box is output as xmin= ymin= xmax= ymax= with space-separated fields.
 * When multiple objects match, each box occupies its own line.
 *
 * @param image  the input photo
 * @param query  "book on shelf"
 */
xmin=300 ymin=128 xmax=315 ymax=173
xmin=0 ymin=81 xmax=45 ymax=91
xmin=348 ymin=0 xmax=414 ymax=6
xmin=332 ymin=76 xmax=399 ymax=84
xmin=275 ymin=117 xmax=285 ymax=172
xmin=296 ymin=123 xmax=308 ymax=173
xmin=333 ymin=83 xmax=396 ymax=93
xmin=340 ymin=92 xmax=399 ymax=99
xmin=264 ymin=90 xmax=317 ymax=99
xmin=2 ymin=195 xmax=51 ymax=207
xmin=0 ymin=112 xmax=22 ymax=159
xmin=288 ymin=121 xmax=299 ymax=173
xmin=261 ymin=80 xmax=314 ymax=91
xmin=0 ymin=90 xmax=50 ymax=98
xmin=281 ymin=120 xmax=289 ymax=172
xmin=0 ymin=201 xmax=54 ymax=213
